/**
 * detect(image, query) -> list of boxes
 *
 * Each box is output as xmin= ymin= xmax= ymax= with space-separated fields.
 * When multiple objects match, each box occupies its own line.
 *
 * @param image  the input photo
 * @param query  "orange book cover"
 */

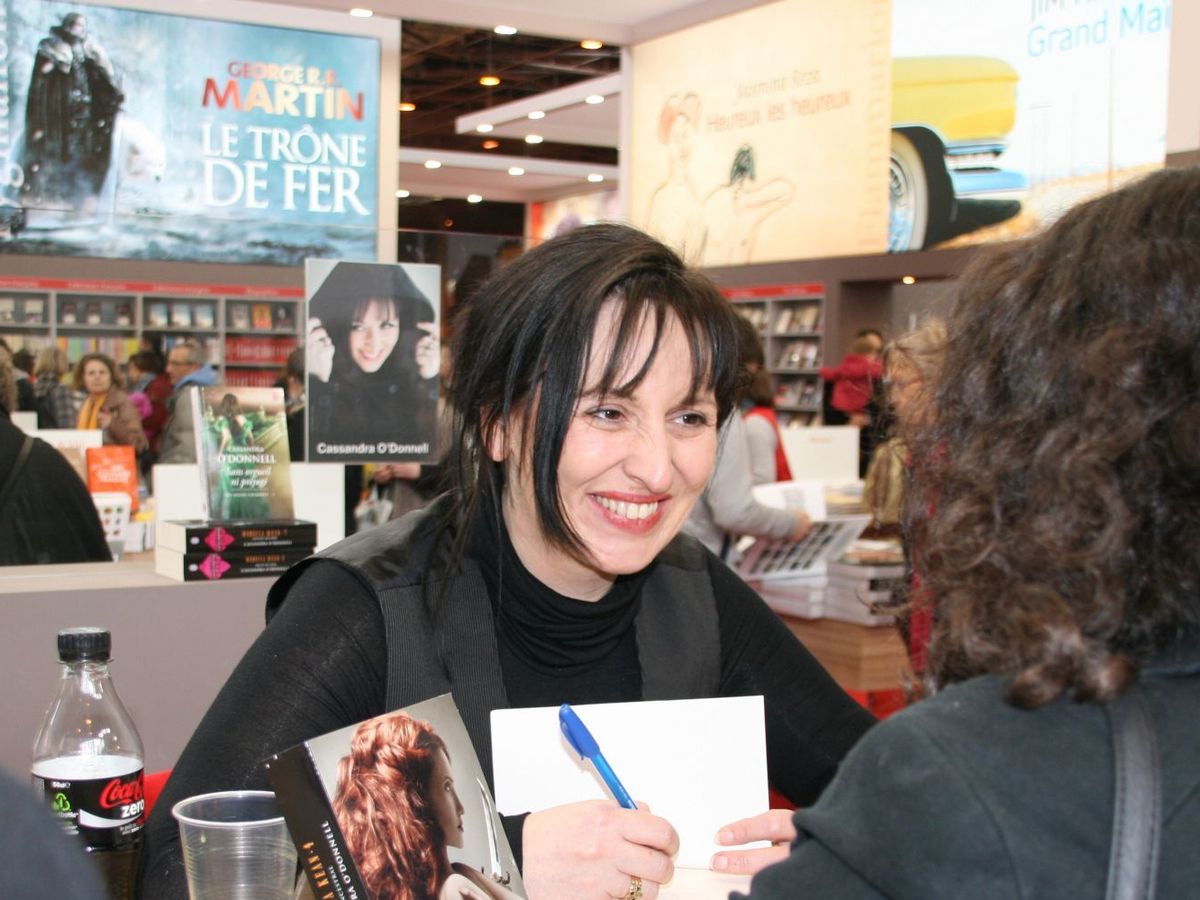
xmin=86 ymin=445 xmax=139 ymax=513
xmin=251 ymin=303 xmax=273 ymax=330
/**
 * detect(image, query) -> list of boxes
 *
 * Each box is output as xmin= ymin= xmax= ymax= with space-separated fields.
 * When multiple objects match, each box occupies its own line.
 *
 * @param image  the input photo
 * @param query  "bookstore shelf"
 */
xmin=725 ymin=282 xmax=826 ymax=427
xmin=0 ymin=278 xmax=302 ymax=379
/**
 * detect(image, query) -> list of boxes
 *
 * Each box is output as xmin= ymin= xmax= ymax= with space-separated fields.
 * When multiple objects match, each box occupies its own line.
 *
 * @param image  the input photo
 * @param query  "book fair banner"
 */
xmin=629 ymin=0 xmax=892 ymax=267
xmin=0 ymin=0 xmax=380 ymax=264
xmin=630 ymin=0 xmax=1171 ymax=263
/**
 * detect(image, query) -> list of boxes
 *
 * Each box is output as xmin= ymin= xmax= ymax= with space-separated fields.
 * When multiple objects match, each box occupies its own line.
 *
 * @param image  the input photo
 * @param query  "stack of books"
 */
xmin=156 ymin=519 xmax=316 ymax=581
xmin=823 ymin=558 xmax=906 ymax=625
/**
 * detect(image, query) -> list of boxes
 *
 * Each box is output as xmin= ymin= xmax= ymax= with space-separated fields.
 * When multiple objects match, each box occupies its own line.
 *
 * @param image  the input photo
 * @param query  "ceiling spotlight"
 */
xmin=508 ymin=166 xmax=525 ymax=176
xmin=479 ymin=75 xmax=501 ymax=87
xmin=528 ymin=110 xmax=545 ymax=120
xmin=395 ymin=189 xmax=410 ymax=198
xmin=525 ymin=134 xmax=543 ymax=144
xmin=398 ymin=101 xmax=416 ymax=112
xmin=424 ymin=159 xmax=442 ymax=169
xmin=494 ymin=25 xmax=518 ymax=35
xmin=587 ymin=173 xmax=605 ymax=183
xmin=585 ymin=94 xmax=605 ymax=105
xmin=901 ymin=275 xmax=917 ymax=285
xmin=476 ymin=123 xmax=494 ymax=133
xmin=482 ymin=139 xmax=500 ymax=150
xmin=467 ymin=194 xmax=483 ymax=204
xmin=580 ymin=39 xmax=603 ymax=50
xmin=349 ymin=7 xmax=373 ymax=17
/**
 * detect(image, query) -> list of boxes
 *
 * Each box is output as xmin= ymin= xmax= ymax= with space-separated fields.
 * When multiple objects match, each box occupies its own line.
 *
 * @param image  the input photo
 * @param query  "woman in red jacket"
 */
xmin=819 ymin=334 xmax=883 ymax=427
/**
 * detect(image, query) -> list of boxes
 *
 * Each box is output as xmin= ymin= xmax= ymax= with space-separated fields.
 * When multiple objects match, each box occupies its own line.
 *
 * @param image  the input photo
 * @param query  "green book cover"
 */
xmin=191 ymin=385 xmax=295 ymax=521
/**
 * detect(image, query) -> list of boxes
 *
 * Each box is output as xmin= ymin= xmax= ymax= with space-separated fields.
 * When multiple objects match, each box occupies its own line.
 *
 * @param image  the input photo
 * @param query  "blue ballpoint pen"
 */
xmin=559 ymin=703 xmax=637 ymax=810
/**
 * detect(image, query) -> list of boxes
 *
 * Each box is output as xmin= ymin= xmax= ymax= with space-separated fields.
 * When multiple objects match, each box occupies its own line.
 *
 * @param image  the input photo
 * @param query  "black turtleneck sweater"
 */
xmin=141 ymin=509 xmax=875 ymax=900
xmin=475 ymin=498 xmax=647 ymax=707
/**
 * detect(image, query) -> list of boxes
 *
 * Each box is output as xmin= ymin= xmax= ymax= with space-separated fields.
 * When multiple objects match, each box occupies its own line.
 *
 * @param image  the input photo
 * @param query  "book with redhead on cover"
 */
xmin=264 ymin=694 xmax=525 ymax=900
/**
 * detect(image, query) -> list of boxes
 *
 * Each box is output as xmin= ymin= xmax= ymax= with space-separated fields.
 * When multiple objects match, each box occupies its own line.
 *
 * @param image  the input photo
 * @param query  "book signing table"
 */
xmin=3 ymin=457 xmax=901 ymax=900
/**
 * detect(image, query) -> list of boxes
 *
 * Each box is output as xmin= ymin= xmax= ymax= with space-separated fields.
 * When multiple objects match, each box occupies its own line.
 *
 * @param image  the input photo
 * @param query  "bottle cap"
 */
xmin=57 ymin=627 xmax=111 ymax=662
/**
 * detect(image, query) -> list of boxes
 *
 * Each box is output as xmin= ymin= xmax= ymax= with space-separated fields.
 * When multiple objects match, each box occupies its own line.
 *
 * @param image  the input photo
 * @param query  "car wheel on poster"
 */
xmin=888 ymin=130 xmax=929 ymax=252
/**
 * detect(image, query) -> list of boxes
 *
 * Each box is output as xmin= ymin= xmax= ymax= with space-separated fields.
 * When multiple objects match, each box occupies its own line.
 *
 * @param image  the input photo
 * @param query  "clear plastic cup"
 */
xmin=172 ymin=790 xmax=297 ymax=900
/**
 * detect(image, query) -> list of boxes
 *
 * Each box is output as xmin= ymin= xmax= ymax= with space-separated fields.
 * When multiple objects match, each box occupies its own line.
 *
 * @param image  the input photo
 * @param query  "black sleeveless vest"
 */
xmin=266 ymin=495 xmax=721 ymax=784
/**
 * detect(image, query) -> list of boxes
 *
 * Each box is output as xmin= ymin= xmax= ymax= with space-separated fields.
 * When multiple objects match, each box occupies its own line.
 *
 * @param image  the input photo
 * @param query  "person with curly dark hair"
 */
xmin=725 ymin=167 xmax=1200 ymax=896
xmin=332 ymin=712 xmax=521 ymax=900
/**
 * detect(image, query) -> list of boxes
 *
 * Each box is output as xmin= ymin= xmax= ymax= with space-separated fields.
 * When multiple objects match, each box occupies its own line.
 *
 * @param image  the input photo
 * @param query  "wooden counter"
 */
xmin=1 ymin=554 xmax=271 ymax=779
xmin=779 ymin=615 xmax=912 ymax=693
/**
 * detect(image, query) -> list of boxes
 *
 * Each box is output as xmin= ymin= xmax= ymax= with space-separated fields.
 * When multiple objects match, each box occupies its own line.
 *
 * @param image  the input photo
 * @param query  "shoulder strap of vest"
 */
xmin=636 ymin=534 xmax=721 ymax=699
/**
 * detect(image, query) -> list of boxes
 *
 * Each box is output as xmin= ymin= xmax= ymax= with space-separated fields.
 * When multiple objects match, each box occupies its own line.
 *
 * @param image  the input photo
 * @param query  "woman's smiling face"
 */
xmin=495 ymin=302 xmax=719 ymax=601
xmin=348 ymin=298 xmax=400 ymax=373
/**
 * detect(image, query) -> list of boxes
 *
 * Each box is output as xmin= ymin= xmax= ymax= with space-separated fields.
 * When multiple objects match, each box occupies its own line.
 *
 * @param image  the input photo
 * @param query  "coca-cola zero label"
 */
xmin=35 ymin=769 xmax=145 ymax=848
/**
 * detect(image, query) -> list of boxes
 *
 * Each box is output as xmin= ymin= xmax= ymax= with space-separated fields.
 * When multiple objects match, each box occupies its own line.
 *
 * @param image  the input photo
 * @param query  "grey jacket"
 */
xmin=742 ymin=631 xmax=1200 ymax=899
xmin=156 ymin=366 xmax=219 ymax=464
xmin=683 ymin=414 xmax=797 ymax=557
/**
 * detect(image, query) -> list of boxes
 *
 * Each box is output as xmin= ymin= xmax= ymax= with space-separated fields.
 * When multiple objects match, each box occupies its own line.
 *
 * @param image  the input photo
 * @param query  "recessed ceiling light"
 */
xmin=349 ymin=7 xmax=373 ymax=17
xmin=525 ymin=134 xmax=543 ymax=144
xmin=901 ymin=275 xmax=917 ymax=285
xmin=479 ymin=75 xmax=501 ymax=87
xmin=476 ymin=123 xmax=494 ymax=133
xmin=482 ymin=139 xmax=500 ymax=150
xmin=580 ymin=39 xmax=603 ymax=50
xmin=395 ymin=189 xmax=410 ymax=198
xmin=528 ymin=110 xmax=545 ymax=120
xmin=467 ymin=194 xmax=483 ymax=203
xmin=508 ymin=166 xmax=525 ymax=176
xmin=587 ymin=173 xmax=604 ymax=183
xmin=494 ymin=25 xmax=518 ymax=35
xmin=585 ymin=94 xmax=605 ymax=105
xmin=424 ymin=159 xmax=442 ymax=169
xmin=398 ymin=101 xmax=416 ymax=112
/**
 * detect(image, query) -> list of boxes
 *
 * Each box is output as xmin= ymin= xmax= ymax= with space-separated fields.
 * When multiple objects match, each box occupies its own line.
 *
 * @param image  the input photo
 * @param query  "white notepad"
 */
xmin=491 ymin=696 xmax=769 ymax=869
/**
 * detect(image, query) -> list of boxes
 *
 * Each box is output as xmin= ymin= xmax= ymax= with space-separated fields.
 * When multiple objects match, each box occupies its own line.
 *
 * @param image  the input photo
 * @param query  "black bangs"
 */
xmin=588 ymin=275 xmax=730 ymax=417
xmin=439 ymin=222 xmax=743 ymax=596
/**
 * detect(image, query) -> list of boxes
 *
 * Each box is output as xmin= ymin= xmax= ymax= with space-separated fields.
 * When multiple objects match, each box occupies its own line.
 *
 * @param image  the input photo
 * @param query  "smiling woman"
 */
xmin=492 ymin=301 xmax=720 ymax=601
xmin=140 ymin=224 xmax=875 ymax=900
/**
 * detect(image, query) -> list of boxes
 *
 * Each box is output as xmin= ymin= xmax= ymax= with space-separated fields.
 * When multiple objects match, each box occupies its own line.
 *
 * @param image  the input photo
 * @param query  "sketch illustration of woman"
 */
xmin=332 ymin=713 xmax=522 ymax=900
xmin=698 ymin=144 xmax=794 ymax=265
xmin=644 ymin=93 xmax=705 ymax=256
xmin=307 ymin=262 xmax=440 ymax=461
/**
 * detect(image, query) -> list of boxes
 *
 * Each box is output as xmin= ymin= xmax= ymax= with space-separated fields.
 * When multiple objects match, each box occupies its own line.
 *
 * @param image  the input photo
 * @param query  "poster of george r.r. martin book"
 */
xmin=264 ymin=694 xmax=526 ymax=900
xmin=0 ymin=0 xmax=380 ymax=263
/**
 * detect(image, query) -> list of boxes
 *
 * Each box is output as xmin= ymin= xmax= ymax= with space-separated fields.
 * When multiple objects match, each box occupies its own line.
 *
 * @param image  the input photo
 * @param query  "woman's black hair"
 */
xmin=730 ymin=145 xmax=756 ymax=185
xmin=444 ymin=222 xmax=742 ymax=569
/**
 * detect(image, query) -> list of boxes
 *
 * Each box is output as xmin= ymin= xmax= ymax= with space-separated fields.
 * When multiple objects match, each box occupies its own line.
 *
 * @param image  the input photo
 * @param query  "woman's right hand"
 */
xmin=522 ymin=800 xmax=679 ymax=900
xmin=788 ymin=510 xmax=814 ymax=541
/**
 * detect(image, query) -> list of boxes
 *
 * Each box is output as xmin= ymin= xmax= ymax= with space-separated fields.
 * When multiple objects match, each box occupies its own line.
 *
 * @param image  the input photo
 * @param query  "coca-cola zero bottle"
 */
xmin=33 ymin=627 xmax=145 ymax=900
